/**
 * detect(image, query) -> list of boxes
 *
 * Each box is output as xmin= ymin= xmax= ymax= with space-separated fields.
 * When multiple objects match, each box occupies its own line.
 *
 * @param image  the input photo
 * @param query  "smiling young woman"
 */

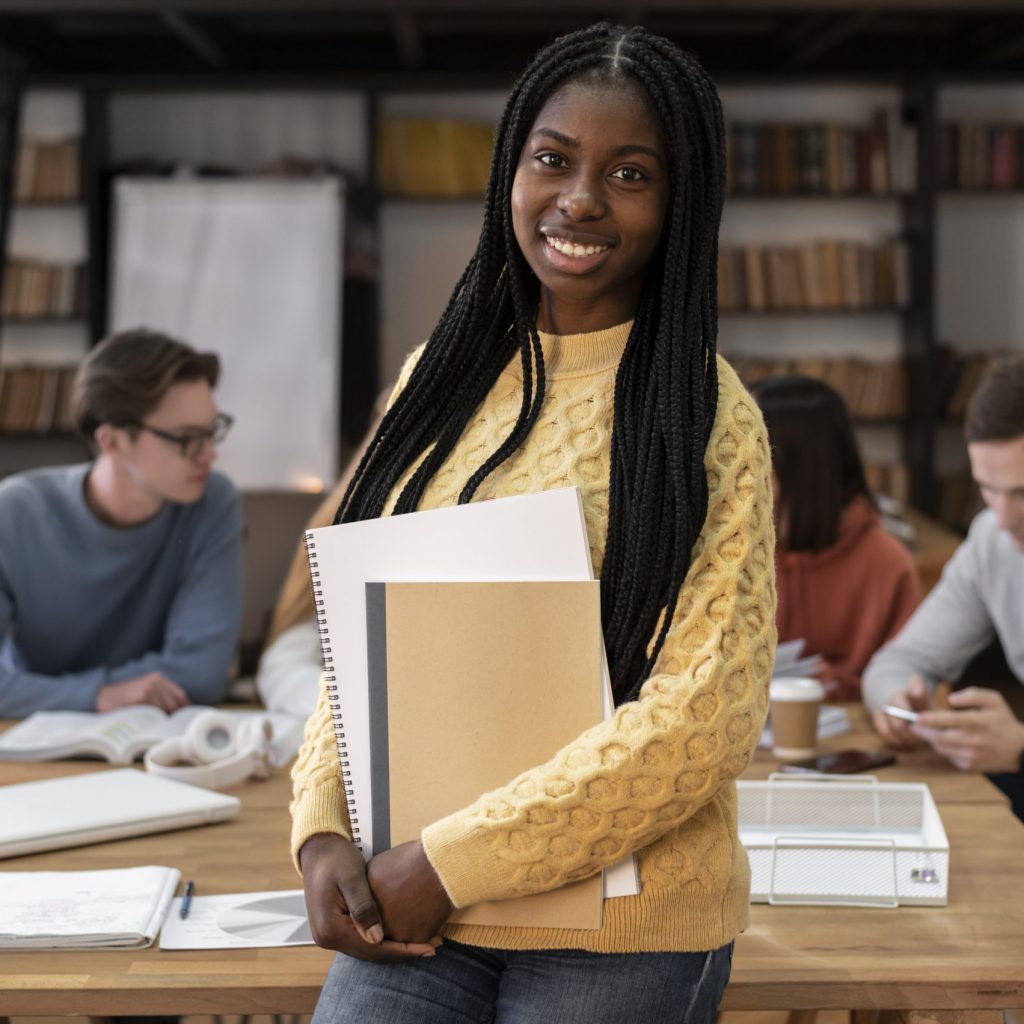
xmin=291 ymin=22 xmax=776 ymax=1024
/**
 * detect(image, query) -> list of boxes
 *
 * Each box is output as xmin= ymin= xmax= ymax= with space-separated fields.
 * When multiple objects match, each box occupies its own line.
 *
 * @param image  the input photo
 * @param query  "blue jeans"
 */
xmin=311 ymin=939 xmax=734 ymax=1024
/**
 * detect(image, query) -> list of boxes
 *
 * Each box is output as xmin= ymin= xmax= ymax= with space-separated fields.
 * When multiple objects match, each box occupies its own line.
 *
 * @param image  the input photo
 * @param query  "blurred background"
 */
xmin=2 ymin=0 xmax=1024 ymax=668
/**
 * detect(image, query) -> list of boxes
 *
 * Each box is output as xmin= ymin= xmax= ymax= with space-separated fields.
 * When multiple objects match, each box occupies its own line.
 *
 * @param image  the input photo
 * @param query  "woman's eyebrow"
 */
xmin=530 ymin=127 xmax=578 ymax=147
xmin=615 ymin=143 xmax=663 ymax=162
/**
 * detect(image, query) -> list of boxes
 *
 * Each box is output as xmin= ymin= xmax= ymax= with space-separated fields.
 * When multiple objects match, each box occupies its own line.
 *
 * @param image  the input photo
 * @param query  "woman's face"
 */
xmin=511 ymin=77 xmax=669 ymax=335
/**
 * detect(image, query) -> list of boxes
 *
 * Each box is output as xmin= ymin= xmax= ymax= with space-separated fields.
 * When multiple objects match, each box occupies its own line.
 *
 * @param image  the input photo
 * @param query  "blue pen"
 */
xmin=180 ymin=879 xmax=195 ymax=920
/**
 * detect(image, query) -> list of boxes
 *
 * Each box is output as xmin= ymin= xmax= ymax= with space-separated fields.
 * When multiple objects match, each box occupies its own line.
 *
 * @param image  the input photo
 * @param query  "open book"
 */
xmin=0 ymin=705 xmax=304 ymax=765
xmin=0 ymin=865 xmax=179 ymax=949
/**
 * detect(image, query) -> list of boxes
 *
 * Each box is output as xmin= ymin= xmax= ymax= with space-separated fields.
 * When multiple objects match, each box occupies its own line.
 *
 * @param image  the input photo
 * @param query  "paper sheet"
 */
xmin=159 ymin=889 xmax=313 ymax=949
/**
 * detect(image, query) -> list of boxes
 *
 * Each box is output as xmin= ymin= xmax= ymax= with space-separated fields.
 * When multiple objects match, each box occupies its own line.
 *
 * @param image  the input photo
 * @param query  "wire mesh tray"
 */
xmin=737 ymin=774 xmax=949 ymax=907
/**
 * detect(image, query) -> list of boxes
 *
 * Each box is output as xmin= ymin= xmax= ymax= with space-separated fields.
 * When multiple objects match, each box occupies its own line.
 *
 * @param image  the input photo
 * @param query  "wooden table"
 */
xmin=1 ymin=718 xmax=1022 ymax=1019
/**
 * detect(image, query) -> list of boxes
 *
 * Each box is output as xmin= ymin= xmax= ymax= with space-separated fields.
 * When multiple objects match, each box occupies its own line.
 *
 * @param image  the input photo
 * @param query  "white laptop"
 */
xmin=0 ymin=768 xmax=240 ymax=859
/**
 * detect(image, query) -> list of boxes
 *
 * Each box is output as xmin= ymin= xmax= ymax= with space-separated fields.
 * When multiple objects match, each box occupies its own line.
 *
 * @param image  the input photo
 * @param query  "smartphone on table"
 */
xmin=778 ymin=749 xmax=897 ymax=774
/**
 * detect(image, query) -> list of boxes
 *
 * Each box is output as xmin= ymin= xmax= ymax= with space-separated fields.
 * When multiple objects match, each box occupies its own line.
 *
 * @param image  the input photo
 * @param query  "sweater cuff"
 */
xmin=421 ymin=812 xmax=511 ymax=909
xmin=289 ymin=773 xmax=351 ymax=874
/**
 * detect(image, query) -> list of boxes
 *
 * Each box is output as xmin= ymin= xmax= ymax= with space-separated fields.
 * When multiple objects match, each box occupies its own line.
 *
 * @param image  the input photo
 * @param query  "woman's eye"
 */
xmin=537 ymin=152 xmax=566 ymax=169
xmin=612 ymin=166 xmax=647 ymax=183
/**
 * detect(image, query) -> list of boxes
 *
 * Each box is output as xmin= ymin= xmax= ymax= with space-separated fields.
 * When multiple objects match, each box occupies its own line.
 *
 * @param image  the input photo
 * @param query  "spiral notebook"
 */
xmin=304 ymin=487 xmax=639 ymax=900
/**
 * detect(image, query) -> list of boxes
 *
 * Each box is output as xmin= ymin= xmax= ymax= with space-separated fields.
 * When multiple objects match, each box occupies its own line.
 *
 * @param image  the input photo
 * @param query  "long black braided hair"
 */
xmin=336 ymin=23 xmax=726 ymax=705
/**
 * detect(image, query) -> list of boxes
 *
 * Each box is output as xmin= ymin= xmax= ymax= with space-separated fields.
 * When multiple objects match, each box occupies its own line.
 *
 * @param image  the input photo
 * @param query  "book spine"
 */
xmin=304 ymin=530 xmax=360 ymax=847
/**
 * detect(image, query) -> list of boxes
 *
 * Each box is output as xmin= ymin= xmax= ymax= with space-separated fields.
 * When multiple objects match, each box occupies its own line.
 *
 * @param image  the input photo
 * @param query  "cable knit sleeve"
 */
xmin=420 ymin=368 xmax=776 ymax=908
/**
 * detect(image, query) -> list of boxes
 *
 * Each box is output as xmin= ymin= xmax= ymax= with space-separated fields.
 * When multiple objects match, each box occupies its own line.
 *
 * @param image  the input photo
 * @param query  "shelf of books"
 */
xmin=717 ymin=85 xmax=923 ymax=511
xmin=1 ymin=90 xmax=89 ymax=465
xmin=718 ymin=238 xmax=909 ymax=313
xmin=939 ymin=120 xmax=1024 ymax=192
xmin=725 ymin=106 xmax=917 ymax=198
xmin=932 ymin=85 xmax=1024 ymax=530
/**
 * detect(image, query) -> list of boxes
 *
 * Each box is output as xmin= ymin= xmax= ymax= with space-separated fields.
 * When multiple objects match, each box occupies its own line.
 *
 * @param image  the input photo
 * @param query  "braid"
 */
xmin=337 ymin=22 xmax=725 ymax=705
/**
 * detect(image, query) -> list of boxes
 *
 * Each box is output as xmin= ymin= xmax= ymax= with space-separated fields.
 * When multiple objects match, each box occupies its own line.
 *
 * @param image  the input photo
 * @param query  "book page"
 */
xmin=0 ymin=706 xmax=173 ymax=762
xmin=0 ymin=706 xmax=303 ymax=765
xmin=0 ymin=865 xmax=180 ymax=948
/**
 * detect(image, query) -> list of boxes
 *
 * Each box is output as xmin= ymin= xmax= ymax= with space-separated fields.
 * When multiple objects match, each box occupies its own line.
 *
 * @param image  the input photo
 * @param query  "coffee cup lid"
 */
xmin=769 ymin=676 xmax=825 ymax=702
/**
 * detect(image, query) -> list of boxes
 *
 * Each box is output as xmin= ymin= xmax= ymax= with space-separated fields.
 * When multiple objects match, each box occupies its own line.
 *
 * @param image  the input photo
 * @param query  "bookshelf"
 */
xmin=0 ymin=88 xmax=102 ymax=471
xmin=932 ymin=83 xmax=1024 ymax=529
xmin=2 ymin=71 xmax=1011 ymax=526
xmin=715 ymin=83 xmax=935 ymax=511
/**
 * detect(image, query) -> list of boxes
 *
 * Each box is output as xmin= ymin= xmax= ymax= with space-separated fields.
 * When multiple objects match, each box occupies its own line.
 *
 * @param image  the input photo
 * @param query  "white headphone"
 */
xmin=144 ymin=710 xmax=275 ymax=790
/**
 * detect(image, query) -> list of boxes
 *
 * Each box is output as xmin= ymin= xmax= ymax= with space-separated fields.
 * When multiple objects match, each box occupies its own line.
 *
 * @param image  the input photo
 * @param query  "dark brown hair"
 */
xmin=965 ymin=356 xmax=1024 ymax=443
xmin=750 ymin=375 xmax=873 ymax=552
xmin=74 ymin=328 xmax=220 ymax=440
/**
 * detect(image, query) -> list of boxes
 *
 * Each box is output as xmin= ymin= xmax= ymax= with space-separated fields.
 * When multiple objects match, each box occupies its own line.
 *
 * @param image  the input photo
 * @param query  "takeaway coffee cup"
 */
xmin=769 ymin=676 xmax=826 ymax=760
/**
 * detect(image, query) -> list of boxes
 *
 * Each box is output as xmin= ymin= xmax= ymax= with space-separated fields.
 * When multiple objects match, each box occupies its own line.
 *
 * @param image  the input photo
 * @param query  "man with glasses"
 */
xmin=0 ymin=328 xmax=242 ymax=717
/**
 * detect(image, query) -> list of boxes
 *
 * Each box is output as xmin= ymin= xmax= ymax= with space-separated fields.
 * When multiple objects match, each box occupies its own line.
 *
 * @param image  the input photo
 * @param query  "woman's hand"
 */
xmin=299 ymin=833 xmax=440 ymax=962
xmin=367 ymin=839 xmax=454 ymax=944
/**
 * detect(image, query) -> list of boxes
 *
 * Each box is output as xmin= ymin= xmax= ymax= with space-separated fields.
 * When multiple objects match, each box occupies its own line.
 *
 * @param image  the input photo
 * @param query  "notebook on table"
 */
xmin=0 ymin=865 xmax=180 ymax=948
xmin=0 ymin=767 xmax=240 ymax=859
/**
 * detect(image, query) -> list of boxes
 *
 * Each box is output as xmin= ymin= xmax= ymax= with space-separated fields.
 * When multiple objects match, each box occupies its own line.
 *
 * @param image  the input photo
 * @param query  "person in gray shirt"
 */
xmin=863 ymin=356 xmax=1024 ymax=802
xmin=0 ymin=328 xmax=242 ymax=718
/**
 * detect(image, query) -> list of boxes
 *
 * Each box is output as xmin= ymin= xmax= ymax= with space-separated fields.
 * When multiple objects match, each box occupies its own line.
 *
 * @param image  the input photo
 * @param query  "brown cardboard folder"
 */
xmin=365 ymin=580 xmax=605 ymax=930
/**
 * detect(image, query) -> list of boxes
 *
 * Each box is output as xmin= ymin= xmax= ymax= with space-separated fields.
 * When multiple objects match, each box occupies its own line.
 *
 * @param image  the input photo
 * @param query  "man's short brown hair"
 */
xmin=74 ymin=328 xmax=220 ymax=440
xmin=965 ymin=355 xmax=1024 ymax=444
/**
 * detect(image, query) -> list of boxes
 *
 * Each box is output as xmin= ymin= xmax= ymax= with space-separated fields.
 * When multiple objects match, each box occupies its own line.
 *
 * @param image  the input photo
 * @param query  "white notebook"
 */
xmin=0 ymin=768 xmax=240 ymax=859
xmin=0 ymin=865 xmax=180 ymax=948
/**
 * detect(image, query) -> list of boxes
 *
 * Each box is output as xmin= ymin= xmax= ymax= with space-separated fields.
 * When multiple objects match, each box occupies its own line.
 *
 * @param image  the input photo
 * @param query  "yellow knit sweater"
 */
xmin=290 ymin=320 xmax=776 ymax=953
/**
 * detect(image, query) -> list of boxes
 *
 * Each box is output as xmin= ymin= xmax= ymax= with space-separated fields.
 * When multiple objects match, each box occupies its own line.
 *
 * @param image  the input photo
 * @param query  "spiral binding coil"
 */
xmin=304 ymin=530 xmax=360 ymax=844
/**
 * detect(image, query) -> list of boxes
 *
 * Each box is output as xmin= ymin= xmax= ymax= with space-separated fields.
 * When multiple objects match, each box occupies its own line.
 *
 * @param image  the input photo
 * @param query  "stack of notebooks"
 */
xmin=304 ymin=487 xmax=640 ymax=931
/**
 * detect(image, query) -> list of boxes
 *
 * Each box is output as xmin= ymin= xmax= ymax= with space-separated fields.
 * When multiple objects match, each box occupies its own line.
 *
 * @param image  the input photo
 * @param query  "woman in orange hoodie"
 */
xmin=751 ymin=375 xmax=921 ymax=701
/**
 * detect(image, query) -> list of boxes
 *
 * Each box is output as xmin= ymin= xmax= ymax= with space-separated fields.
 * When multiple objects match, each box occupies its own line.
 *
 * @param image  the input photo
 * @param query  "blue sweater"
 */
xmin=0 ymin=464 xmax=243 ymax=717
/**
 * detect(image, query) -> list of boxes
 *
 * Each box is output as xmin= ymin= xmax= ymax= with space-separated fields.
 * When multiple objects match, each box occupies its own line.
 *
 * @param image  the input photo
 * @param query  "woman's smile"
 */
xmin=541 ymin=231 xmax=615 ymax=273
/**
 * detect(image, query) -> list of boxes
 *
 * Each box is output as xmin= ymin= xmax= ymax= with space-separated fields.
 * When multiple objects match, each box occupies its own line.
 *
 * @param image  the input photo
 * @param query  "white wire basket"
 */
xmin=737 ymin=774 xmax=949 ymax=908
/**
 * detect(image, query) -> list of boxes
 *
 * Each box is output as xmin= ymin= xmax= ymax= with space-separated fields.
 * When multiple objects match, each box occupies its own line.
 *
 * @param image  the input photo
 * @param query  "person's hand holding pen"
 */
xmin=911 ymin=686 xmax=1024 ymax=773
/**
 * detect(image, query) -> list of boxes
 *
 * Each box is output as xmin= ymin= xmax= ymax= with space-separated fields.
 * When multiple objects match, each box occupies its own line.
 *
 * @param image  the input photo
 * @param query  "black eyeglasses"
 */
xmin=133 ymin=412 xmax=234 ymax=459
